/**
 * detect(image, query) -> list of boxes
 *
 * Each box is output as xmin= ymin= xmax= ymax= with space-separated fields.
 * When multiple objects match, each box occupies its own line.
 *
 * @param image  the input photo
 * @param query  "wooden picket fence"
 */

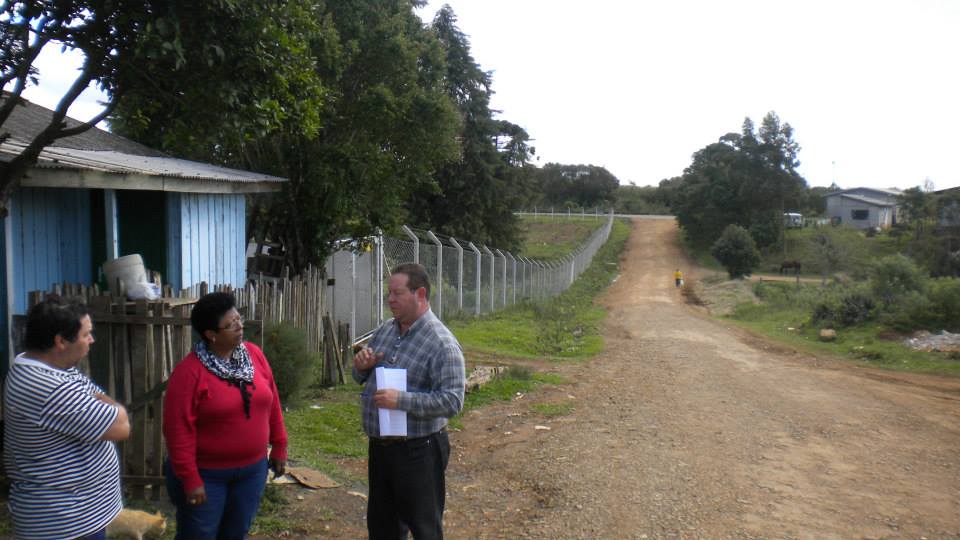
xmin=22 ymin=266 xmax=353 ymax=499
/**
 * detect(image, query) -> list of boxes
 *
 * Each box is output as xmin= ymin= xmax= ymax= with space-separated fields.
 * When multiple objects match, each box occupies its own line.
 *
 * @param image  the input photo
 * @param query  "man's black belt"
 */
xmin=370 ymin=429 xmax=444 ymax=447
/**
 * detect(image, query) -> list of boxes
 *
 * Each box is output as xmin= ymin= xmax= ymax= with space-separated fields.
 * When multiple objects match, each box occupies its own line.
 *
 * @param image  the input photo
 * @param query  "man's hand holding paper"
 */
xmin=373 ymin=388 xmax=400 ymax=409
xmin=375 ymin=367 xmax=407 ymax=436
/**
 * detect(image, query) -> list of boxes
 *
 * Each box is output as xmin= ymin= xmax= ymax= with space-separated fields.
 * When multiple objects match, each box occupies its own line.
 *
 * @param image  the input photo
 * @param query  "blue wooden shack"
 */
xmin=0 ymin=97 xmax=285 ymax=365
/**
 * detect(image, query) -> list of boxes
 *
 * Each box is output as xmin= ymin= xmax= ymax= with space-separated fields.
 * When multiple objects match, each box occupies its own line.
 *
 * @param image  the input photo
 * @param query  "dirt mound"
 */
xmin=690 ymin=277 xmax=759 ymax=315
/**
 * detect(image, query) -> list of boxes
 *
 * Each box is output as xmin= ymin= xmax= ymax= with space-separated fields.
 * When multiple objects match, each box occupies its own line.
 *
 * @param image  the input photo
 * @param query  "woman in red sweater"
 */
xmin=163 ymin=292 xmax=287 ymax=540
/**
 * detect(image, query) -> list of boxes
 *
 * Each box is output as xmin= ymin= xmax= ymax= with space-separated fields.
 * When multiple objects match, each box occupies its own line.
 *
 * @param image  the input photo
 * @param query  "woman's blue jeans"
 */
xmin=165 ymin=458 xmax=268 ymax=540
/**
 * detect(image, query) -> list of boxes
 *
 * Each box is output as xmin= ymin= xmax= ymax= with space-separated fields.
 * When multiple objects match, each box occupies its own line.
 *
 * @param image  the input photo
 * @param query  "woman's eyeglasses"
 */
xmin=218 ymin=317 xmax=244 ymax=331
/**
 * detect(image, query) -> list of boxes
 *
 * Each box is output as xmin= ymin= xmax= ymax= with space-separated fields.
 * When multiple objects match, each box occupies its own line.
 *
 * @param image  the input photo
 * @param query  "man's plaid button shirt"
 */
xmin=353 ymin=309 xmax=465 ymax=438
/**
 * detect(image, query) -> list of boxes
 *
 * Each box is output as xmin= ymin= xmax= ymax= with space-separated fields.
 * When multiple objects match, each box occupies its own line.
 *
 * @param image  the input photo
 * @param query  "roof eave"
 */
xmin=19 ymin=167 xmax=284 ymax=194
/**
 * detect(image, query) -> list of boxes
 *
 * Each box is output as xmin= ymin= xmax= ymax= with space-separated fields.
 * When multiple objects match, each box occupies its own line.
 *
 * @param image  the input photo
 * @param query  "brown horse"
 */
xmin=779 ymin=260 xmax=802 ymax=275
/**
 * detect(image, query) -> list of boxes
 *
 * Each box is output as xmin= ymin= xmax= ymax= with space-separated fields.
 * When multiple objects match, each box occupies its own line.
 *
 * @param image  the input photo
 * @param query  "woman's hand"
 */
xmin=269 ymin=458 xmax=286 ymax=478
xmin=187 ymin=486 xmax=207 ymax=506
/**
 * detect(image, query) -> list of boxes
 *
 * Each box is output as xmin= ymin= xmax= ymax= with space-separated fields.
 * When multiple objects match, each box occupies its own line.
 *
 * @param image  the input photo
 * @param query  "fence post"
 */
xmin=449 ymin=236 xmax=464 ymax=312
xmin=495 ymin=249 xmax=507 ymax=308
xmin=350 ymin=251 xmax=357 ymax=343
xmin=546 ymin=260 xmax=553 ymax=297
xmin=542 ymin=261 xmax=550 ymax=298
xmin=426 ymin=230 xmax=443 ymax=320
xmin=569 ymin=253 xmax=576 ymax=286
xmin=506 ymin=252 xmax=517 ymax=305
xmin=523 ymin=257 xmax=532 ymax=300
xmin=532 ymin=260 xmax=542 ymax=299
xmin=551 ymin=260 xmax=560 ymax=295
xmin=517 ymin=256 xmax=527 ymax=299
xmin=467 ymin=242 xmax=482 ymax=316
xmin=402 ymin=225 xmax=419 ymax=264
xmin=375 ymin=230 xmax=384 ymax=326
xmin=481 ymin=245 xmax=495 ymax=312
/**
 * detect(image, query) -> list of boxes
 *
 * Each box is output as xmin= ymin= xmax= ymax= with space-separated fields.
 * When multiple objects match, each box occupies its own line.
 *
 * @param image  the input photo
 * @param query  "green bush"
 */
xmin=711 ymin=224 xmax=760 ymax=279
xmin=257 ymin=323 xmax=320 ymax=407
xmin=887 ymin=278 xmax=960 ymax=332
xmin=811 ymin=285 xmax=876 ymax=328
xmin=870 ymin=254 xmax=927 ymax=308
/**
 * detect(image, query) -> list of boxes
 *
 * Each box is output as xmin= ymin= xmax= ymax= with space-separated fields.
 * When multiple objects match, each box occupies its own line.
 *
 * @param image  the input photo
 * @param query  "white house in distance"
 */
xmin=824 ymin=187 xmax=902 ymax=230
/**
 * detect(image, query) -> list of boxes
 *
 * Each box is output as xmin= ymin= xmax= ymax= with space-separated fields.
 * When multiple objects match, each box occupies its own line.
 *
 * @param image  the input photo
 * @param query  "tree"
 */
xmin=672 ymin=112 xmax=807 ymax=249
xmin=113 ymin=0 xmax=462 ymax=270
xmin=614 ymin=184 xmax=669 ymax=215
xmin=672 ymin=139 xmax=745 ymax=247
xmin=711 ymin=224 xmax=760 ymax=279
xmin=809 ymin=228 xmax=846 ymax=283
xmin=653 ymin=176 xmax=683 ymax=210
xmin=110 ymin=1 xmax=326 ymax=159
xmin=1 ymin=1 xmax=322 ymax=216
xmin=799 ymin=186 xmax=833 ymax=216
xmin=533 ymin=163 xmax=620 ymax=210
xmin=1 ymin=1 xmax=148 ymax=215
xmin=404 ymin=5 xmax=535 ymax=251
xmin=896 ymin=186 xmax=936 ymax=239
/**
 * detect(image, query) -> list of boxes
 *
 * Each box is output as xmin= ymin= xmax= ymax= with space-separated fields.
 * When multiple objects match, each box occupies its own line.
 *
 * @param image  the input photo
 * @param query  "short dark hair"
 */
xmin=190 ymin=292 xmax=236 ymax=341
xmin=23 ymin=295 xmax=90 ymax=351
xmin=392 ymin=263 xmax=431 ymax=298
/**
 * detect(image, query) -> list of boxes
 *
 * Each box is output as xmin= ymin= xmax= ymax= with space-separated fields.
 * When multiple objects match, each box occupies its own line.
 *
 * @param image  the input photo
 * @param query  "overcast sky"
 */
xmin=18 ymin=0 xmax=960 ymax=191
xmin=416 ymin=0 xmax=960 ymax=191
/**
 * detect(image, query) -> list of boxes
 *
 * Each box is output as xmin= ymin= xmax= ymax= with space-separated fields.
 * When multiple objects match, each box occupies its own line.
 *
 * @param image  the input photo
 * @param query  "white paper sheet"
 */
xmin=375 ymin=367 xmax=408 ymax=437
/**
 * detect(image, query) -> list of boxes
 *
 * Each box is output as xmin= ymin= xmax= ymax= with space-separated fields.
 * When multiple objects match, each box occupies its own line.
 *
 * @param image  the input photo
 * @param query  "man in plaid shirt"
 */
xmin=353 ymin=262 xmax=466 ymax=540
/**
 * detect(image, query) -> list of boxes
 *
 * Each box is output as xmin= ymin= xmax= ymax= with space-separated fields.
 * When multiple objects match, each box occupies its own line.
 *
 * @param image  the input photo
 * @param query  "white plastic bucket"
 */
xmin=103 ymin=254 xmax=147 ymax=295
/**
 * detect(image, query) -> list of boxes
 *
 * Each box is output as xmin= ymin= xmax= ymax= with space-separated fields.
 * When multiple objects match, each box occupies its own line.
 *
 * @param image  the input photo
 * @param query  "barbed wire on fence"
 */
xmin=324 ymin=211 xmax=615 ymax=343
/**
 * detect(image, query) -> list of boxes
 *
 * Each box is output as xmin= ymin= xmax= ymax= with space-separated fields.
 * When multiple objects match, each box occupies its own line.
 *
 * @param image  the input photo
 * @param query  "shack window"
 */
xmin=851 ymin=209 xmax=869 ymax=220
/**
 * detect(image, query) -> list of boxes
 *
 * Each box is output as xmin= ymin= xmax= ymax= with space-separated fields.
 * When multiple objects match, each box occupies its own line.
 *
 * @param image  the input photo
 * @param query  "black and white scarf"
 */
xmin=195 ymin=340 xmax=256 ymax=418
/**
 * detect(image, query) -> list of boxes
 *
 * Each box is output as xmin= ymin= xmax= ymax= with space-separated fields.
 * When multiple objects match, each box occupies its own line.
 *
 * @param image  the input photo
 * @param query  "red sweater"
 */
xmin=163 ymin=342 xmax=288 ymax=492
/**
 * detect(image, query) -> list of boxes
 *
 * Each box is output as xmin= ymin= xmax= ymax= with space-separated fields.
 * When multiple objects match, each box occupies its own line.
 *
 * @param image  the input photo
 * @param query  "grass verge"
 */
xmin=725 ymin=280 xmax=960 ymax=376
xmin=519 ymin=215 xmax=608 ymax=260
xmin=283 ymin=385 xmax=367 ymax=478
xmin=449 ymin=218 xmax=631 ymax=360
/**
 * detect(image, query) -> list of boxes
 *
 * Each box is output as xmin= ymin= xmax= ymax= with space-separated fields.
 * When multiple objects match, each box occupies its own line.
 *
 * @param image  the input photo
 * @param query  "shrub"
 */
xmin=257 ymin=322 xmax=320 ymax=407
xmin=711 ymin=224 xmax=760 ymax=279
xmin=811 ymin=285 xmax=876 ymax=328
xmin=870 ymin=254 xmax=927 ymax=308
xmin=887 ymin=277 xmax=960 ymax=332
xmin=884 ymin=291 xmax=933 ymax=333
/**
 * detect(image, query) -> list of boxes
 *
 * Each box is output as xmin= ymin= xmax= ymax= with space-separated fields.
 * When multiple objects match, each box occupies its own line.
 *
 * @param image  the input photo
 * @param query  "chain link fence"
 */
xmin=324 ymin=212 xmax=614 ymax=342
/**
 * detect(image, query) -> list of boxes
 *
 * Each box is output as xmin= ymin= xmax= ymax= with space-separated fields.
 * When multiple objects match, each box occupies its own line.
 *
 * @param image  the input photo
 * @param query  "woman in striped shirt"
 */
xmin=2 ymin=296 xmax=130 ymax=540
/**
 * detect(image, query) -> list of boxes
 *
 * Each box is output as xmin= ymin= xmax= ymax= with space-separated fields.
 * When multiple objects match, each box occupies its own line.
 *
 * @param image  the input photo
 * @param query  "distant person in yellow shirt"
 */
xmin=674 ymin=269 xmax=683 ymax=287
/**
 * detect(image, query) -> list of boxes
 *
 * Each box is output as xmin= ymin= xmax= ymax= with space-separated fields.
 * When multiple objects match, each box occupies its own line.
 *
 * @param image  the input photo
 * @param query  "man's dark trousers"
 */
xmin=367 ymin=430 xmax=450 ymax=540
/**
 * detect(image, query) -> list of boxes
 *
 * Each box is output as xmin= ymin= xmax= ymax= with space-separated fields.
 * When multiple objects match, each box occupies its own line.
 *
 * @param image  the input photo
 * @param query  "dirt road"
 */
xmin=441 ymin=217 xmax=960 ymax=539
xmin=252 ymin=217 xmax=960 ymax=539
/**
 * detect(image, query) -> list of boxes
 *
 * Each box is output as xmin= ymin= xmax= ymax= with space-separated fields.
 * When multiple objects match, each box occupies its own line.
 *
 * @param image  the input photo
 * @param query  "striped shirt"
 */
xmin=353 ymin=309 xmax=465 ymax=438
xmin=3 ymin=354 xmax=123 ymax=540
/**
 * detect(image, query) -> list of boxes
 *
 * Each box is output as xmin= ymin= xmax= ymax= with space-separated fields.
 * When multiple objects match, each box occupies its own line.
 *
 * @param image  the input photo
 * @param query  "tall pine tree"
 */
xmin=406 ymin=5 xmax=535 ymax=251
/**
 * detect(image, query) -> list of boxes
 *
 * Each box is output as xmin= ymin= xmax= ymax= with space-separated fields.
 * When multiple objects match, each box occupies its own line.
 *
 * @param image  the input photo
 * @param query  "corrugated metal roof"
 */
xmin=835 ymin=193 xmax=896 ymax=207
xmin=0 ymin=137 xmax=284 ymax=183
xmin=0 ymin=94 xmax=285 ymax=185
xmin=828 ymin=187 xmax=902 ymax=197
xmin=1 ymin=93 xmax=166 ymax=156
